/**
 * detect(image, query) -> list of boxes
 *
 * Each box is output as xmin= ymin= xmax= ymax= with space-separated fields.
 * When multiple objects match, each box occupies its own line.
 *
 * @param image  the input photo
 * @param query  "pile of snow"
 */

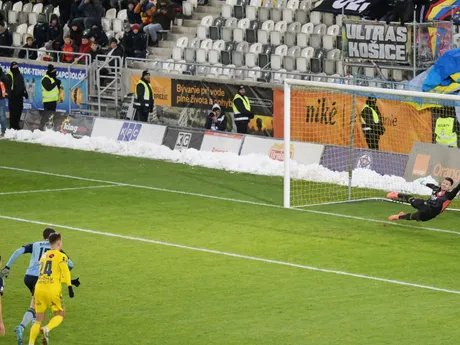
xmin=5 ymin=129 xmax=436 ymax=196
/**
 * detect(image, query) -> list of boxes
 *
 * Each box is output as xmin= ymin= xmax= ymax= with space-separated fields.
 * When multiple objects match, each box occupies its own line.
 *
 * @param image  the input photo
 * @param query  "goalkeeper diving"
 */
xmin=387 ymin=177 xmax=460 ymax=221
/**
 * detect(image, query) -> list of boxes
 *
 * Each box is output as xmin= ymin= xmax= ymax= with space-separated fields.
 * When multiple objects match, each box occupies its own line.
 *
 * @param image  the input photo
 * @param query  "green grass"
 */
xmin=1 ymin=140 xmax=460 ymax=345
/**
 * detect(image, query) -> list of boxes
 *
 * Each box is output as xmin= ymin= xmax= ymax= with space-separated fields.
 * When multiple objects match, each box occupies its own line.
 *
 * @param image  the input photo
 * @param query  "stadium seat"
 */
xmin=364 ymin=67 xmax=375 ymax=78
xmin=112 ymin=19 xmax=123 ymax=33
xmin=115 ymin=31 xmax=124 ymax=41
xmin=323 ymin=13 xmax=334 ymax=26
xmin=234 ymin=65 xmax=248 ymax=80
xmin=197 ymin=15 xmax=213 ymax=40
xmin=270 ymin=44 xmax=287 ymax=69
xmin=7 ymin=10 xmax=17 ymax=23
xmin=17 ymin=11 xmax=27 ymax=25
xmin=322 ymin=35 xmax=334 ymax=51
xmin=233 ymin=0 xmax=248 ymax=20
xmin=257 ymin=0 xmax=273 ymax=23
xmin=196 ymin=38 xmax=212 ymax=63
xmin=245 ymin=66 xmax=261 ymax=81
xmin=245 ymin=19 xmax=259 ymax=44
xmin=12 ymin=32 xmax=21 ymax=46
xmin=283 ymin=0 xmax=299 ymax=23
xmin=300 ymin=0 xmax=313 ymax=12
xmin=220 ymin=41 xmax=235 ymax=65
xmin=32 ymin=3 xmax=42 ymax=14
xmin=16 ymin=22 xmax=26 ymax=34
xmin=295 ymin=8 xmax=308 ymax=24
xmin=245 ymin=42 xmax=262 ymax=67
xmin=310 ymin=11 xmax=321 ymax=25
xmin=102 ymin=17 xmax=111 ymax=32
xmin=221 ymin=17 xmax=237 ymax=41
xmin=284 ymin=22 xmax=300 ymax=47
xmin=209 ymin=16 xmax=224 ymax=40
xmin=222 ymin=0 xmax=236 ymax=19
xmin=272 ymin=68 xmax=287 ymax=83
xmin=208 ymin=63 xmax=223 ymax=77
xmin=283 ymin=45 xmax=300 ymax=71
xmin=3 ymin=1 xmax=12 ymax=12
xmin=310 ymin=57 xmax=321 ymax=73
xmin=270 ymin=21 xmax=287 ymax=46
xmin=53 ymin=6 xmax=59 ymax=16
xmin=314 ymin=23 xmax=326 ymax=35
xmin=28 ymin=12 xmax=37 ymax=25
xmin=43 ymin=4 xmax=54 ymax=20
xmin=172 ymin=36 xmax=189 ymax=61
xmin=196 ymin=64 xmax=210 ymax=76
xmin=0 ymin=1 xmax=3 ymax=11
xmin=208 ymin=39 xmax=225 ymax=64
xmin=271 ymin=0 xmax=286 ymax=23
xmin=296 ymin=55 xmax=309 ymax=73
xmin=257 ymin=19 xmax=274 ymax=45
xmin=335 ymin=60 xmax=344 ymax=76
xmin=12 ymin=1 xmax=22 ymax=12
xmin=182 ymin=1 xmax=193 ymax=17
xmin=233 ymin=18 xmax=250 ymax=43
xmin=336 ymin=14 xmax=343 ymax=27
xmin=245 ymin=0 xmax=261 ymax=21
xmin=117 ymin=9 xmax=127 ymax=20
xmin=221 ymin=64 xmax=235 ymax=79
xmin=323 ymin=58 xmax=336 ymax=75
xmin=105 ymin=8 xmax=116 ymax=19
xmin=106 ymin=30 xmax=115 ymax=41
xmin=232 ymin=41 xmax=249 ymax=66
xmin=27 ymin=24 xmax=34 ymax=35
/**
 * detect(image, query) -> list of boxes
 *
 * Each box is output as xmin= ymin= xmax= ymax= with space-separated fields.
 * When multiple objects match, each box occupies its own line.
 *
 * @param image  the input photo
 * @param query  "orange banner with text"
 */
xmin=273 ymin=89 xmax=432 ymax=154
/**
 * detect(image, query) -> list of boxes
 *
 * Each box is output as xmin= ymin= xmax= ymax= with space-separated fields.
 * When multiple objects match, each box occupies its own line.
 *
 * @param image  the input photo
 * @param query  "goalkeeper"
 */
xmin=387 ymin=177 xmax=460 ymax=221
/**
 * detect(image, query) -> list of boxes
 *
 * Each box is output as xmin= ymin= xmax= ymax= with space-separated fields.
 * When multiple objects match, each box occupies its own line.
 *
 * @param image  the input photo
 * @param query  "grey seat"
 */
xmin=209 ymin=17 xmax=224 ymax=41
xmin=220 ymin=41 xmax=236 ymax=65
xmin=245 ymin=20 xmax=259 ymax=44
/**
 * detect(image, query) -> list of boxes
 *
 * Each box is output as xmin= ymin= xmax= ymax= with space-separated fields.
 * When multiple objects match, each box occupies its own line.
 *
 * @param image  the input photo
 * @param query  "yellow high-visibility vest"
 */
xmin=135 ymin=79 xmax=152 ymax=104
xmin=361 ymin=104 xmax=380 ymax=124
xmin=435 ymin=117 xmax=457 ymax=146
xmin=232 ymin=94 xmax=250 ymax=114
xmin=41 ymin=75 xmax=60 ymax=103
xmin=7 ymin=71 xmax=14 ymax=90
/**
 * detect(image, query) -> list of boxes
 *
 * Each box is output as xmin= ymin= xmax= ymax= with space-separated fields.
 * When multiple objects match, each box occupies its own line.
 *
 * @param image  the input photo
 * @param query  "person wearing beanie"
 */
xmin=33 ymin=13 xmax=49 ymax=48
xmin=70 ymin=22 xmax=83 ymax=49
xmin=4 ymin=62 xmax=28 ymax=130
xmin=205 ymin=104 xmax=227 ymax=131
xmin=41 ymin=64 xmax=61 ymax=111
xmin=231 ymin=85 xmax=254 ymax=134
xmin=134 ymin=70 xmax=154 ymax=122
xmin=144 ymin=0 xmax=174 ymax=46
xmin=126 ymin=24 xmax=147 ymax=58
xmin=46 ymin=14 xmax=63 ymax=43
xmin=128 ymin=0 xmax=142 ymax=24
xmin=18 ymin=35 xmax=38 ymax=60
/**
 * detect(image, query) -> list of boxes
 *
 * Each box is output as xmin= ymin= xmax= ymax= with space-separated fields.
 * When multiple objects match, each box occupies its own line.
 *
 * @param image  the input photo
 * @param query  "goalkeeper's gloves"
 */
xmin=71 ymin=278 xmax=80 ymax=287
xmin=68 ymin=286 xmax=75 ymax=298
xmin=0 ymin=266 xmax=10 ymax=278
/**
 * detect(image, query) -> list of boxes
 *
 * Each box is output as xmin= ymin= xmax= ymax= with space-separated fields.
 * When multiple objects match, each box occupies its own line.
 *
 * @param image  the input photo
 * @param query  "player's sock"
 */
xmin=398 ymin=194 xmax=414 ymax=203
xmin=28 ymin=322 xmax=41 ymax=345
xmin=20 ymin=308 xmax=36 ymax=329
xmin=399 ymin=213 xmax=414 ymax=220
xmin=45 ymin=315 xmax=64 ymax=332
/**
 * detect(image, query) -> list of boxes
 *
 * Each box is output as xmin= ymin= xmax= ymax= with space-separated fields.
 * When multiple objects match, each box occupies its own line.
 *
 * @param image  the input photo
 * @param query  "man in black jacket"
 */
xmin=4 ymin=62 xmax=28 ymax=130
xmin=126 ymin=24 xmax=147 ymax=58
xmin=360 ymin=96 xmax=385 ymax=150
xmin=134 ymin=70 xmax=153 ymax=122
xmin=205 ymin=104 xmax=227 ymax=131
xmin=232 ymin=85 xmax=254 ymax=134
xmin=91 ymin=23 xmax=109 ymax=47
xmin=47 ymin=14 xmax=63 ymax=43
xmin=41 ymin=64 xmax=61 ymax=111
xmin=18 ymin=35 xmax=38 ymax=60
xmin=0 ymin=21 xmax=12 ymax=57
xmin=33 ymin=14 xmax=49 ymax=48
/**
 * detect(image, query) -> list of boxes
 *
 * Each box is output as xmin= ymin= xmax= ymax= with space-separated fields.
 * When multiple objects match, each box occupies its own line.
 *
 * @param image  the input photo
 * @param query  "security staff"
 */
xmin=232 ymin=85 xmax=254 ymax=134
xmin=134 ymin=70 xmax=154 ymax=122
xmin=435 ymin=115 xmax=459 ymax=147
xmin=360 ymin=96 xmax=385 ymax=150
xmin=41 ymin=64 xmax=61 ymax=111
xmin=4 ymin=62 xmax=28 ymax=131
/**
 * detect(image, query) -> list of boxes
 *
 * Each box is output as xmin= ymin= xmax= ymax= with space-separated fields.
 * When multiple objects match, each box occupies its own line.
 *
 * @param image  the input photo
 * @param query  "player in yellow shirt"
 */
xmin=28 ymin=233 xmax=75 ymax=345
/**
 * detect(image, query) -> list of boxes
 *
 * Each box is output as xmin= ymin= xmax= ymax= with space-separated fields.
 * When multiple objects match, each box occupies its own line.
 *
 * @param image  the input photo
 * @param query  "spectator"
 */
xmin=70 ymin=23 xmax=83 ymax=49
xmin=91 ymin=23 xmax=109 ymax=47
xmin=47 ymin=14 xmax=63 ymax=43
xmin=69 ymin=0 xmax=82 ymax=26
xmin=144 ymin=0 xmax=175 ymax=45
xmin=76 ymin=0 xmax=104 ymax=29
xmin=33 ymin=14 xmax=49 ymax=48
xmin=0 ymin=21 xmax=12 ymax=57
xmin=0 ymin=67 xmax=7 ymax=137
xmin=205 ymin=104 xmax=227 ymax=131
xmin=61 ymin=35 xmax=77 ymax=63
xmin=128 ymin=0 xmax=142 ymax=24
xmin=18 ymin=35 xmax=39 ymax=60
xmin=49 ymin=39 xmax=63 ymax=61
xmin=89 ymin=41 xmax=103 ymax=61
xmin=4 ymin=62 xmax=28 ymax=131
xmin=49 ymin=0 xmax=73 ymax=27
xmin=78 ymin=32 xmax=93 ymax=64
xmin=134 ymin=0 xmax=156 ymax=26
xmin=125 ymin=24 xmax=147 ymax=58
xmin=106 ymin=37 xmax=124 ymax=61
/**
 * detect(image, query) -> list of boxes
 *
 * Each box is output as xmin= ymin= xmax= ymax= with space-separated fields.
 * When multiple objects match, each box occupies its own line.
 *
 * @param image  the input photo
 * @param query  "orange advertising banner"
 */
xmin=273 ymin=89 xmax=432 ymax=154
xmin=130 ymin=76 xmax=172 ymax=107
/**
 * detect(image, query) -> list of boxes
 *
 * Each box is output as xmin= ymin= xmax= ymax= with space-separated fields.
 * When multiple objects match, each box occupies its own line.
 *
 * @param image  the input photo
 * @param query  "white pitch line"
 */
xmin=0 ymin=214 xmax=459 ymax=295
xmin=0 ymin=185 xmax=118 ymax=196
xmin=1 ymin=165 xmax=460 ymax=236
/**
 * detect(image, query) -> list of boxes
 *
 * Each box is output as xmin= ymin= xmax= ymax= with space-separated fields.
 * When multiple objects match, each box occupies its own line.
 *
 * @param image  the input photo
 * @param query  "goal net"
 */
xmin=283 ymin=79 xmax=460 ymax=210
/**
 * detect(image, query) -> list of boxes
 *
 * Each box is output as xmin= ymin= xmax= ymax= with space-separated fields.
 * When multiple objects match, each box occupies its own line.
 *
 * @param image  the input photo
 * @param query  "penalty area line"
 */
xmin=0 ymin=185 xmax=119 ymax=196
xmin=0 ymin=165 xmax=459 ymax=236
xmin=1 ymin=214 xmax=460 ymax=295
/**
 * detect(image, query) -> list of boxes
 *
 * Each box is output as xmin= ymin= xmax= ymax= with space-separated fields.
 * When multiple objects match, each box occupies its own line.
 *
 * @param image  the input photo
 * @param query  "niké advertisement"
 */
xmin=0 ymin=62 xmax=87 ymax=112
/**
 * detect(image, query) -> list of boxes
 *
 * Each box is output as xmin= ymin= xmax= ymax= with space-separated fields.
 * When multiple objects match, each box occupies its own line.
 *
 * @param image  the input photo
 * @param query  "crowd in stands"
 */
xmin=0 ymin=0 xmax=179 ymax=63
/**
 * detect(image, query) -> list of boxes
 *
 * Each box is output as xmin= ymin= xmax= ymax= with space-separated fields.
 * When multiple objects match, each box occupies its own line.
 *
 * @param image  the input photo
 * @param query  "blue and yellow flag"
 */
xmin=426 ymin=0 xmax=460 ymax=22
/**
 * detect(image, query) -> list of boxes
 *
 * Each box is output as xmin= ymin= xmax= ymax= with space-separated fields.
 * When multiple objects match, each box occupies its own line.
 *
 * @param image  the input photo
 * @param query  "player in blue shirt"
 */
xmin=0 ymin=255 xmax=5 ymax=337
xmin=0 ymin=228 xmax=80 ymax=345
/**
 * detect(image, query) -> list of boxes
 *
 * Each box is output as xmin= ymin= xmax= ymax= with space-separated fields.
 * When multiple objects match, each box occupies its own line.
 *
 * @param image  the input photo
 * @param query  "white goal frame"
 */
xmin=283 ymin=79 xmax=460 ymax=209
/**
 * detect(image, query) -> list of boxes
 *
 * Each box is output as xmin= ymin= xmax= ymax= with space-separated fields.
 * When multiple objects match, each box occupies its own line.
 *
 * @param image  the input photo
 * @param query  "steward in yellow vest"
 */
xmin=360 ymin=96 xmax=385 ymax=150
xmin=41 ymin=64 xmax=61 ymax=112
xmin=134 ymin=70 xmax=154 ymax=122
xmin=231 ymin=85 xmax=254 ymax=134
xmin=435 ymin=116 xmax=458 ymax=147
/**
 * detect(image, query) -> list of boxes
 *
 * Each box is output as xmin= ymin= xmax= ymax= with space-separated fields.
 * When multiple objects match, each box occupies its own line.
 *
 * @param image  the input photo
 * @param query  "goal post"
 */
xmin=283 ymin=79 xmax=460 ymax=210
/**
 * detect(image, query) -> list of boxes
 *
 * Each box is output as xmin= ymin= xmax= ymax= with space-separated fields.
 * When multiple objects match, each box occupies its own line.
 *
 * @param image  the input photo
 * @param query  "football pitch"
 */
xmin=1 ymin=140 xmax=460 ymax=345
